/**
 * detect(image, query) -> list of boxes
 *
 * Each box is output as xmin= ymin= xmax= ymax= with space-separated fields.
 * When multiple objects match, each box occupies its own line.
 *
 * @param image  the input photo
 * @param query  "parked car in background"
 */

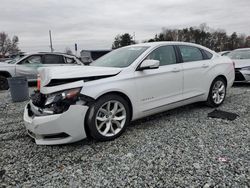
xmin=23 ymin=42 xmax=235 ymax=145
xmin=218 ymin=51 xmax=231 ymax=56
xmin=0 ymin=52 xmax=83 ymax=90
xmin=80 ymin=50 xmax=111 ymax=65
xmin=228 ymin=48 xmax=250 ymax=82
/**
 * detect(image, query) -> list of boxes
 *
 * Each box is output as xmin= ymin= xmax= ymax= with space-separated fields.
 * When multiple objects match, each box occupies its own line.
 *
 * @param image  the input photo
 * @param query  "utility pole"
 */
xmin=49 ymin=30 xmax=54 ymax=52
xmin=133 ymin=32 xmax=136 ymax=43
xmin=75 ymin=43 xmax=77 ymax=56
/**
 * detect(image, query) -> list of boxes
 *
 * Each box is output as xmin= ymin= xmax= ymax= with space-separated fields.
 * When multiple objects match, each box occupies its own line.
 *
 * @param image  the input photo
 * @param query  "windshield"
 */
xmin=91 ymin=46 xmax=149 ymax=68
xmin=228 ymin=50 xmax=250 ymax=59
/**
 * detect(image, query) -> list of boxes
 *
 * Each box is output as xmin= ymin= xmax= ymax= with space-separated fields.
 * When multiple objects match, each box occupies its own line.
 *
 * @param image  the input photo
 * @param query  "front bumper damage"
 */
xmin=23 ymin=101 xmax=88 ymax=145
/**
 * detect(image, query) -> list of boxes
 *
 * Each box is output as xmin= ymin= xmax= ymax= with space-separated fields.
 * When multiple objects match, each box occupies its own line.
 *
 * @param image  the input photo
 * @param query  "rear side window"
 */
xmin=202 ymin=49 xmax=213 ymax=59
xmin=44 ymin=55 xmax=65 ymax=64
xmin=146 ymin=46 xmax=177 ymax=66
xmin=179 ymin=45 xmax=203 ymax=62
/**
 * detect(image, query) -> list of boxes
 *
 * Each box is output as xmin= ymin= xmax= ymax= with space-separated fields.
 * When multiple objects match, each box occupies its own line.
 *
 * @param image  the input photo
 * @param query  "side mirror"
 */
xmin=138 ymin=59 xmax=160 ymax=71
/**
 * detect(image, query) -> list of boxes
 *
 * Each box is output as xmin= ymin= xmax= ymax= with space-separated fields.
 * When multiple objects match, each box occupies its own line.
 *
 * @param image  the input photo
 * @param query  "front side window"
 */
xmin=146 ymin=46 xmax=177 ymax=66
xmin=179 ymin=45 xmax=203 ymax=62
xmin=91 ymin=46 xmax=149 ymax=68
xmin=228 ymin=50 xmax=250 ymax=59
xmin=21 ymin=55 xmax=42 ymax=65
xmin=44 ymin=55 xmax=65 ymax=64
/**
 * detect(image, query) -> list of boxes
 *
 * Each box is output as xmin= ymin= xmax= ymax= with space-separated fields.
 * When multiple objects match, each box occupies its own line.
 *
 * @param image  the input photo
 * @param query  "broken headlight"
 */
xmin=45 ymin=88 xmax=82 ymax=113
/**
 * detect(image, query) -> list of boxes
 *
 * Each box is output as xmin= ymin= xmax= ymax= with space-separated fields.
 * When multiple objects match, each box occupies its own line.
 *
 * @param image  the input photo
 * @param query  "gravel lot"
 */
xmin=0 ymin=85 xmax=250 ymax=187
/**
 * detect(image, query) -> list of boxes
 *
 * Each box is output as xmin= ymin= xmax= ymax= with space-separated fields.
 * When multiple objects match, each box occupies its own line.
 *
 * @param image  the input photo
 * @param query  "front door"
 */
xmin=15 ymin=55 xmax=43 ymax=81
xmin=134 ymin=45 xmax=183 ymax=113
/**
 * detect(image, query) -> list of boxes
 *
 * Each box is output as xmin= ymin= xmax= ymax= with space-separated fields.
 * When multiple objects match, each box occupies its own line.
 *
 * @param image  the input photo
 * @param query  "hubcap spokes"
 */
xmin=95 ymin=101 xmax=126 ymax=137
xmin=212 ymin=81 xmax=225 ymax=104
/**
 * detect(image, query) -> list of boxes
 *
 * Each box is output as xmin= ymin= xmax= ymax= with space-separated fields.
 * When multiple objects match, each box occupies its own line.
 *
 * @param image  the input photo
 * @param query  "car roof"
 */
xmin=234 ymin=48 xmax=250 ymax=51
xmin=14 ymin=52 xmax=81 ymax=64
xmin=129 ymin=41 xmax=215 ymax=53
xmin=36 ymin=52 xmax=77 ymax=58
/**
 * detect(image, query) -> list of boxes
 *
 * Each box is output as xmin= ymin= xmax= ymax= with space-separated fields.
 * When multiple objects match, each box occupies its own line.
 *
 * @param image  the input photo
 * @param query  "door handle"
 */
xmin=202 ymin=64 xmax=209 ymax=68
xmin=171 ymin=68 xmax=180 ymax=72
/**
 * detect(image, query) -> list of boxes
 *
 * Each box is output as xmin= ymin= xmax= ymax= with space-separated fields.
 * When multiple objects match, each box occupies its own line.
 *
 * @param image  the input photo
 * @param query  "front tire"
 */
xmin=207 ymin=77 xmax=226 ymax=107
xmin=0 ymin=75 xmax=9 ymax=90
xmin=86 ymin=94 xmax=131 ymax=141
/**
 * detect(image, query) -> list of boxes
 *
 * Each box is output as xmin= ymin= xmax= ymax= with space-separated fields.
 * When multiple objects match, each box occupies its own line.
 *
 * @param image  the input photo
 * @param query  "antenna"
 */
xmin=49 ymin=30 xmax=54 ymax=52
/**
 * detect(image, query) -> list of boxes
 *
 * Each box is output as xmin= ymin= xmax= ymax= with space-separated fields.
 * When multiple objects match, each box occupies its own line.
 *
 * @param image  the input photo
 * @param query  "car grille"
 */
xmin=235 ymin=69 xmax=245 ymax=81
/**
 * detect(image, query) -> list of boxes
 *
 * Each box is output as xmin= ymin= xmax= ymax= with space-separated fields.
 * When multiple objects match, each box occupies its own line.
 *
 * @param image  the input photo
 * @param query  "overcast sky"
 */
xmin=1 ymin=0 xmax=250 ymax=53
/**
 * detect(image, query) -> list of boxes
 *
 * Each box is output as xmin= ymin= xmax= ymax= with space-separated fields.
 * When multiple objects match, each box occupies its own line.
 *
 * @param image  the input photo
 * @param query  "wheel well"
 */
xmin=0 ymin=71 xmax=11 ymax=78
xmin=83 ymin=91 xmax=133 ymax=139
xmin=97 ymin=91 xmax=133 ymax=120
xmin=215 ymin=75 xmax=227 ymax=87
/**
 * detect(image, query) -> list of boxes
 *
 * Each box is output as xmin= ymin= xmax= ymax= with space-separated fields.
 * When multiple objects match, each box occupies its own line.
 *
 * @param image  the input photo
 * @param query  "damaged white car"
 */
xmin=23 ymin=42 xmax=235 ymax=145
xmin=228 ymin=48 xmax=250 ymax=82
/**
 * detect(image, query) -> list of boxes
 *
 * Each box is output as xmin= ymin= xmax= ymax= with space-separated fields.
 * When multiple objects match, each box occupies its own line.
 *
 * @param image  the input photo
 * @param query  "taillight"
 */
xmin=37 ymin=74 xmax=41 ymax=91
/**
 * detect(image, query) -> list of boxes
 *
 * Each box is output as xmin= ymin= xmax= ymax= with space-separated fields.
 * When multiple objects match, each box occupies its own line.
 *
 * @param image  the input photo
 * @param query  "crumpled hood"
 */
xmin=39 ymin=66 xmax=122 ymax=87
xmin=233 ymin=59 xmax=250 ymax=68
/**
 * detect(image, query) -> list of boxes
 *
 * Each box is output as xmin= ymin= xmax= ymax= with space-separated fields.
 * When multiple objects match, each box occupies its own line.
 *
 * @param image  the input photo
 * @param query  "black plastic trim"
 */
xmin=46 ymin=74 xmax=119 ymax=87
xmin=43 ymin=132 xmax=70 ymax=139
xmin=174 ymin=45 xmax=183 ymax=63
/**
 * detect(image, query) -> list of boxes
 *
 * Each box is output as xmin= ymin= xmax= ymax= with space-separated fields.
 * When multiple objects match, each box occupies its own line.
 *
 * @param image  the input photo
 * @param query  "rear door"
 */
xmin=177 ymin=45 xmax=212 ymax=99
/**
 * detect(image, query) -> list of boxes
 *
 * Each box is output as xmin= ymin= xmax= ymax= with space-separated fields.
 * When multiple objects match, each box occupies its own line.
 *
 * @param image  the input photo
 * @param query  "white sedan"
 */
xmin=23 ymin=42 xmax=235 ymax=145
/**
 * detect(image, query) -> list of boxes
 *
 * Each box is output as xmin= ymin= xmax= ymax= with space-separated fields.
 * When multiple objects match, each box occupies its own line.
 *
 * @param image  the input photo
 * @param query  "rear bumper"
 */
xmin=23 ymin=102 xmax=88 ymax=145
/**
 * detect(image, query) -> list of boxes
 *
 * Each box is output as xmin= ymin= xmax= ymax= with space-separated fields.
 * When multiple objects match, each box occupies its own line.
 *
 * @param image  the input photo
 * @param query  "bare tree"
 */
xmin=0 ymin=32 xmax=20 ymax=57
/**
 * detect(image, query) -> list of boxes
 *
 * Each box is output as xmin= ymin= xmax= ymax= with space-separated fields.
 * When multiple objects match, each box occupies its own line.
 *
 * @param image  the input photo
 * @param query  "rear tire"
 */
xmin=0 ymin=75 xmax=9 ymax=90
xmin=206 ymin=77 xmax=226 ymax=107
xmin=86 ymin=94 xmax=131 ymax=141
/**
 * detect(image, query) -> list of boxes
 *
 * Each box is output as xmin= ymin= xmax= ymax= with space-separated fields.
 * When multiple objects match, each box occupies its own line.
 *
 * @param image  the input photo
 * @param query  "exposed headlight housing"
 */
xmin=45 ymin=88 xmax=81 ymax=106
xmin=44 ymin=88 xmax=82 ymax=113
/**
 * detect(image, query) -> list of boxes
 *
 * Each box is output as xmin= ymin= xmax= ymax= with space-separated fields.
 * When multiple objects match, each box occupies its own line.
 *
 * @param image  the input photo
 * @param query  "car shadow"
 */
xmin=233 ymin=82 xmax=250 ymax=87
xmin=129 ymin=102 xmax=209 ymax=128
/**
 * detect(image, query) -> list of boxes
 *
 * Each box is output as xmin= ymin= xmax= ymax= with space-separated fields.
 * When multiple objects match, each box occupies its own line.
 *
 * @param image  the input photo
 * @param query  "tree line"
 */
xmin=1 ymin=23 xmax=250 ymax=57
xmin=112 ymin=23 xmax=250 ymax=52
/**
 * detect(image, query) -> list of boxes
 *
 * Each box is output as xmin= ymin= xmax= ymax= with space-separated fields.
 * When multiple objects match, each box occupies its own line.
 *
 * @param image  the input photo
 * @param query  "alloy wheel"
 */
xmin=95 ymin=100 xmax=126 ymax=137
xmin=212 ymin=80 xmax=226 ymax=104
